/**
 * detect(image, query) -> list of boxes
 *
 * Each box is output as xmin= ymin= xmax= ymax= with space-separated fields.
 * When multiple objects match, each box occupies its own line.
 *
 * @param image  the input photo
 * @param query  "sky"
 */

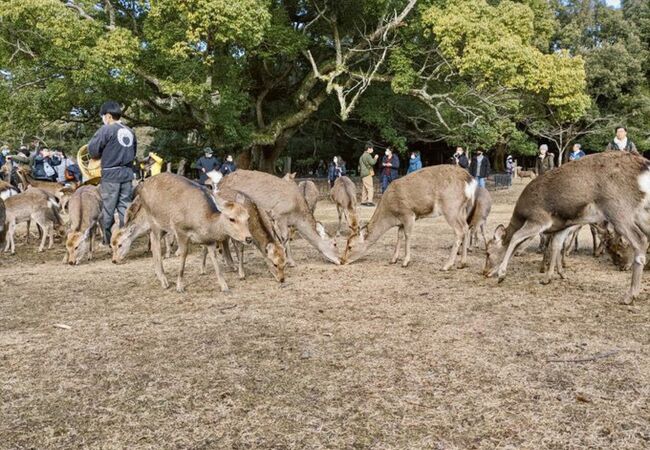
xmin=605 ymin=0 xmax=621 ymax=8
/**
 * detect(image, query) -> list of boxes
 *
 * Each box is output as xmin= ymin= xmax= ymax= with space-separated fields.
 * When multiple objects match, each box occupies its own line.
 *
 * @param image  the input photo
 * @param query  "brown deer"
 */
xmin=201 ymin=190 xmax=287 ymax=282
xmin=330 ymin=176 xmax=358 ymax=236
xmin=219 ymin=170 xmax=340 ymax=266
xmin=64 ymin=185 xmax=102 ymax=265
xmin=343 ymin=165 xmax=477 ymax=269
xmin=484 ymin=152 xmax=650 ymax=304
xmin=4 ymin=189 xmax=62 ymax=254
xmin=0 ymin=180 xmax=19 ymax=200
xmin=298 ymin=180 xmax=319 ymax=215
xmin=137 ymin=173 xmax=253 ymax=293
xmin=516 ymin=167 xmax=536 ymax=181
xmin=467 ymin=186 xmax=492 ymax=250
xmin=0 ymin=198 xmax=6 ymax=247
xmin=111 ymin=196 xmax=175 ymax=264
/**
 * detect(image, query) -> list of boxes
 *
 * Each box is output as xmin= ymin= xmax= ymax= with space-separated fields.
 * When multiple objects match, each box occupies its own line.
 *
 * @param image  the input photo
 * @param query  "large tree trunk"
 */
xmin=493 ymin=142 xmax=507 ymax=172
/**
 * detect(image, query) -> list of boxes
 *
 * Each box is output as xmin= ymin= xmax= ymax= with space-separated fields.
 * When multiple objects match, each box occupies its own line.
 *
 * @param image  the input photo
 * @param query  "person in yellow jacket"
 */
xmin=147 ymin=151 xmax=164 ymax=177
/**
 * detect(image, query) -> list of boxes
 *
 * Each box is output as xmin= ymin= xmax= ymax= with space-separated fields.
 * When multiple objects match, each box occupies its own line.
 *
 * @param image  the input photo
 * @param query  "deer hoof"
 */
xmin=390 ymin=258 xmax=398 ymax=264
xmin=160 ymin=278 xmax=170 ymax=289
xmin=401 ymin=261 xmax=410 ymax=268
xmin=176 ymin=285 xmax=185 ymax=293
xmin=620 ymin=294 xmax=635 ymax=305
xmin=540 ymin=277 xmax=552 ymax=285
xmin=458 ymin=262 xmax=468 ymax=269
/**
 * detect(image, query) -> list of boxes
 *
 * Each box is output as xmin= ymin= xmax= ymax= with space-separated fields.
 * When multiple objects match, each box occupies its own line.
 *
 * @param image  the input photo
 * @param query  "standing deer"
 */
xmin=330 ymin=176 xmax=358 ymax=236
xmin=467 ymin=186 xmax=492 ymax=250
xmin=343 ymin=165 xmax=477 ymax=269
xmin=64 ymin=185 xmax=102 ymax=265
xmin=137 ymin=173 xmax=252 ymax=293
xmin=4 ymin=189 xmax=62 ymax=254
xmin=0 ymin=198 xmax=6 ymax=247
xmin=219 ymin=170 xmax=340 ymax=266
xmin=484 ymin=152 xmax=650 ymax=304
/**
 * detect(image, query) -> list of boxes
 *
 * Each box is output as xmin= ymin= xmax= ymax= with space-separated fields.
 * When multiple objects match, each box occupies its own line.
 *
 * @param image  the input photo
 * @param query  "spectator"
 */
xmin=359 ymin=142 xmax=379 ymax=206
xmin=606 ymin=126 xmax=638 ymax=153
xmin=535 ymin=144 xmax=554 ymax=176
xmin=407 ymin=151 xmax=422 ymax=174
xmin=32 ymin=147 xmax=61 ymax=181
xmin=380 ymin=148 xmax=400 ymax=193
xmin=452 ymin=146 xmax=469 ymax=169
xmin=220 ymin=154 xmax=237 ymax=176
xmin=148 ymin=152 xmax=164 ymax=176
xmin=469 ymin=148 xmax=490 ymax=188
xmin=195 ymin=147 xmax=220 ymax=184
xmin=54 ymin=150 xmax=75 ymax=183
xmin=327 ymin=155 xmax=346 ymax=187
xmin=505 ymin=154 xmax=515 ymax=186
xmin=88 ymin=100 xmax=137 ymax=245
xmin=568 ymin=143 xmax=586 ymax=162
xmin=0 ymin=146 xmax=8 ymax=168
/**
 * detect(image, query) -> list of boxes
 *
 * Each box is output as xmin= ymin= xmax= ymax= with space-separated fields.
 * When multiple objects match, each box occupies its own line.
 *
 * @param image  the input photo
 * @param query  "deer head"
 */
xmin=66 ymin=223 xmax=96 ymax=265
xmin=215 ymin=196 xmax=252 ymax=244
xmin=342 ymin=225 xmax=369 ymax=264
xmin=483 ymin=224 xmax=507 ymax=277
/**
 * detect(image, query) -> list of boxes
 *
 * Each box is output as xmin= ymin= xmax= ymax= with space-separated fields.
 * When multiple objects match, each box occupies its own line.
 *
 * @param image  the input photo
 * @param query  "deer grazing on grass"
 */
xmin=3 ymin=189 xmax=62 ymax=254
xmin=330 ymin=176 xmax=358 ymax=236
xmin=137 ymin=173 xmax=252 ymax=293
xmin=484 ymin=152 xmax=650 ymax=304
xmin=64 ymin=185 xmax=102 ymax=265
xmin=202 ymin=190 xmax=287 ymax=283
xmin=219 ymin=170 xmax=340 ymax=266
xmin=467 ymin=186 xmax=492 ymax=250
xmin=343 ymin=165 xmax=477 ymax=269
xmin=111 ymin=196 xmax=175 ymax=264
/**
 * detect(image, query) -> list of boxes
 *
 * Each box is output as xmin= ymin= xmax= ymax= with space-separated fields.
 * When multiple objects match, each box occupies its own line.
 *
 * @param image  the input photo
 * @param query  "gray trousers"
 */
xmin=100 ymin=180 xmax=133 ymax=244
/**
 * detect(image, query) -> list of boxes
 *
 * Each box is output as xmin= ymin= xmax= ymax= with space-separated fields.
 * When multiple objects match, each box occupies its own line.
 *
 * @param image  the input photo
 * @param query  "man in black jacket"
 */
xmin=468 ymin=148 xmax=490 ymax=188
xmin=88 ymin=100 xmax=137 ymax=244
xmin=195 ymin=147 xmax=221 ymax=184
xmin=452 ymin=146 xmax=469 ymax=169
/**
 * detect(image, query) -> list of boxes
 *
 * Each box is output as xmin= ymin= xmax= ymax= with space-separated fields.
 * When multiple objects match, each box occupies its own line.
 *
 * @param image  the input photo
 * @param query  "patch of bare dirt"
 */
xmin=1 ymin=181 xmax=649 ymax=449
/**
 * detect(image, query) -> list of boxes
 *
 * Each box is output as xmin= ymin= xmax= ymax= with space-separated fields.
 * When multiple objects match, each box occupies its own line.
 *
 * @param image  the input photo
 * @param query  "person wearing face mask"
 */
xmin=535 ymin=144 xmax=554 ymax=176
xmin=327 ymin=155 xmax=346 ymax=188
xmin=469 ymin=148 xmax=491 ymax=188
xmin=568 ymin=143 xmax=585 ymax=162
xmin=452 ymin=146 xmax=469 ymax=169
xmin=407 ymin=151 xmax=422 ymax=174
xmin=606 ymin=126 xmax=638 ymax=154
xmin=88 ymin=100 xmax=137 ymax=245
xmin=32 ymin=147 xmax=61 ymax=182
xmin=220 ymin=154 xmax=237 ymax=176
xmin=380 ymin=147 xmax=400 ymax=193
xmin=196 ymin=147 xmax=221 ymax=184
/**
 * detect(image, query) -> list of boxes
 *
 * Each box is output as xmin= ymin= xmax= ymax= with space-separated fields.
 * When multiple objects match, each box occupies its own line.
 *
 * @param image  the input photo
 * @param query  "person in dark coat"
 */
xmin=220 ymin=154 xmax=237 ymax=176
xmin=452 ymin=146 xmax=469 ymax=169
xmin=195 ymin=147 xmax=221 ymax=184
xmin=380 ymin=148 xmax=400 ymax=193
xmin=327 ymin=156 xmax=346 ymax=188
xmin=31 ymin=148 xmax=61 ymax=181
xmin=468 ymin=148 xmax=490 ymax=188
xmin=88 ymin=100 xmax=137 ymax=244
xmin=535 ymin=144 xmax=554 ymax=176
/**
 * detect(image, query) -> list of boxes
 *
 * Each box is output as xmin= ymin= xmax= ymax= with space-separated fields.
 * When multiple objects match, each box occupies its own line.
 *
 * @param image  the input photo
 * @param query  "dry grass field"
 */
xmin=1 ymin=180 xmax=649 ymax=449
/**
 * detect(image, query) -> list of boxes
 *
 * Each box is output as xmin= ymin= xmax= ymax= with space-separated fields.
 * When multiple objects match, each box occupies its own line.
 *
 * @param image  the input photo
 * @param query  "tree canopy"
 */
xmin=0 ymin=0 xmax=647 ymax=172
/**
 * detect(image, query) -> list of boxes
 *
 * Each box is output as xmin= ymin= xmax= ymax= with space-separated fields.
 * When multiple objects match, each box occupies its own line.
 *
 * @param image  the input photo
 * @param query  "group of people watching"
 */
xmin=195 ymin=147 xmax=237 ymax=184
xmin=0 ymin=144 xmax=82 ymax=185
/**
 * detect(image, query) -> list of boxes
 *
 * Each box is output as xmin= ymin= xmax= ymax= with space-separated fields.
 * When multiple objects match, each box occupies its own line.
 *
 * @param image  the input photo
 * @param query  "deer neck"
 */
xmin=293 ymin=214 xmax=325 ymax=248
xmin=364 ymin=205 xmax=398 ymax=247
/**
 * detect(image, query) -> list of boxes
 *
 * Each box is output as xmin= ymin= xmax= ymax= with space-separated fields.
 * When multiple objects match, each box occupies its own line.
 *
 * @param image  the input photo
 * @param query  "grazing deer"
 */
xmin=330 ymin=176 xmax=358 ymax=236
xmin=0 ymin=198 xmax=6 ymax=247
xmin=64 ymin=186 xmax=102 ymax=265
xmin=137 ymin=173 xmax=253 ymax=293
xmin=343 ymin=165 xmax=477 ymax=269
xmin=298 ymin=180 xmax=319 ymax=215
xmin=484 ymin=152 xmax=650 ymax=304
xmin=219 ymin=170 xmax=340 ymax=266
xmin=516 ymin=167 xmax=536 ymax=181
xmin=4 ymin=189 xmax=62 ymax=254
xmin=467 ymin=186 xmax=492 ymax=250
xmin=202 ymin=190 xmax=287 ymax=282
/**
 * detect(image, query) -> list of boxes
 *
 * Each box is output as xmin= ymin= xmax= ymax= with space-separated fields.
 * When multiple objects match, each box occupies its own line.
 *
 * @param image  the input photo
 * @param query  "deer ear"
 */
xmin=234 ymin=192 xmax=247 ymax=204
xmin=290 ymin=172 xmax=296 ymax=179
xmin=494 ymin=224 xmax=506 ymax=242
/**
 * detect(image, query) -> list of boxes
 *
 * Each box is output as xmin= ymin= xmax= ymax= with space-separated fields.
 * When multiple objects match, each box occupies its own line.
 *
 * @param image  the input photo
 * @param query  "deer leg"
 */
xmin=235 ymin=240 xmax=245 ymax=279
xmin=277 ymin=220 xmax=296 ymax=267
xmin=25 ymin=219 xmax=31 ymax=243
xmin=221 ymin=240 xmax=237 ymax=272
xmin=150 ymin=229 xmax=169 ymax=289
xmin=618 ymin=226 xmax=648 ymax=305
xmin=480 ymin=222 xmax=488 ymax=251
xmin=175 ymin=234 xmax=189 ymax=293
xmin=514 ymin=236 xmax=533 ymax=256
xmin=401 ymin=218 xmax=416 ymax=268
xmin=541 ymin=228 xmax=572 ymax=284
xmin=336 ymin=206 xmax=343 ymax=237
xmin=88 ymin=229 xmax=94 ymax=261
xmin=5 ymin=219 xmax=15 ymax=254
xmin=200 ymin=246 xmax=208 ymax=275
xmin=489 ymin=221 xmax=549 ymax=281
xmin=206 ymin=243 xmax=229 ymax=292
xmin=443 ymin=210 xmax=469 ymax=271
xmin=390 ymin=227 xmax=403 ymax=264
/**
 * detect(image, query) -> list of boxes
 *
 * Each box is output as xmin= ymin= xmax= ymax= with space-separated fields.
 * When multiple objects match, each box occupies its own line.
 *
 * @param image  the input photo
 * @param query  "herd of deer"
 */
xmin=0 ymin=152 xmax=647 ymax=304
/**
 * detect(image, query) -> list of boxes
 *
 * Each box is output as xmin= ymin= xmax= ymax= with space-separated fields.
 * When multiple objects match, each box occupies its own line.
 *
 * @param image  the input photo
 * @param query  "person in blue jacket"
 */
xmin=380 ymin=148 xmax=400 ymax=192
xmin=327 ymin=156 xmax=346 ymax=187
xmin=568 ymin=143 xmax=586 ymax=162
xmin=220 ymin=154 xmax=237 ymax=176
xmin=31 ymin=148 xmax=61 ymax=181
xmin=407 ymin=151 xmax=422 ymax=174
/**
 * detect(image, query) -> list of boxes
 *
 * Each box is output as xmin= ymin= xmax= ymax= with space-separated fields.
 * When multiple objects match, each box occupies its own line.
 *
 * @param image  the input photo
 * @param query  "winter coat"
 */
xmin=220 ymin=161 xmax=237 ymax=176
xmin=381 ymin=154 xmax=400 ymax=180
xmin=32 ymin=154 xmax=61 ymax=181
xmin=88 ymin=122 xmax=137 ymax=183
xmin=328 ymin=162 xmax=346 ymax=182
xmin=359 ymin=152 xmax=377 ymax=178
xmin=196 ymin=156 xmax=221 ymax=183
xmin=453 ymin=153 xmax=469 ymax=169
xmin=535 ymin=153 xmax=555 ymax=176
xmin=407 ymin=154 xmax=422 ymax=174
xmin=469 ymin=155 xmax=491 ymax=178
xmin=568 ymin=150 xmax=586 ymax=162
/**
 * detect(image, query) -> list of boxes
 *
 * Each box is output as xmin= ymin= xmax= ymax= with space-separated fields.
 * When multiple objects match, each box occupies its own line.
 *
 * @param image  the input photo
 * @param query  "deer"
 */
xmin=484 ymin=152 xmax=650 ymax=305
xmin=201 ymin=190 xmax=287 ymax=283
xmin=0 ymin=180 xmax=19 ymax=200
xmin=467 ymin=186 xmax=492 ymax=251
xmin=299 ymin=180 xmax=319 ymax=215
xmin=330 ymin=176 xmax=358 ymax=236
xmin=343 ymin=165 xmax=477 ymax=269
xmin=3 ymin=189 xmax=62 ymax=254
xmin=516 ymin=167 xmax=536 ymax=181
xmin=0 ymin=198 xmax=6 ymax=247
xmin=219 ymin=170 xmax=340 ymax=266
xmin=137 ymin=173 xmax=253 ymax=293
xmin=111 ymin=196 xmax=176 ymax=263
xmin=63 ymin=185 xmax=102 ymax=265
